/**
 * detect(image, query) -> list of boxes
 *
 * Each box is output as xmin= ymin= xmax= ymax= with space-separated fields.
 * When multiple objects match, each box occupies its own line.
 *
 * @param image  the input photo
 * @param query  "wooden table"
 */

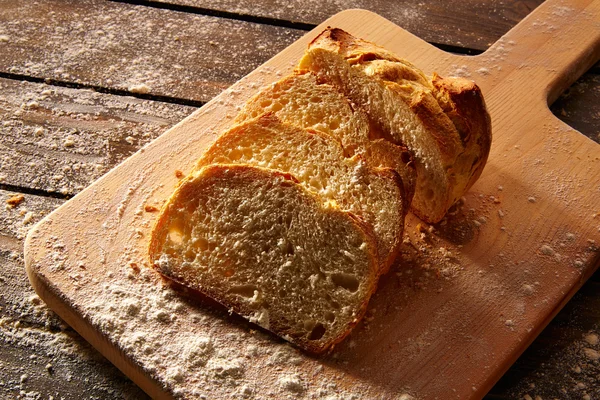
xmin=1 ymin=1 xmax=599 ymax=398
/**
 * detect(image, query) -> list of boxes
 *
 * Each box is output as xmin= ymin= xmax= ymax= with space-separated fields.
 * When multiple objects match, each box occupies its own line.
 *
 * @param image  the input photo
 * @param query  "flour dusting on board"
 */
xmin=24 ymin=153 xmax=600 ymax=398
xmin=30 ymin=188 xmax=419 ymax=399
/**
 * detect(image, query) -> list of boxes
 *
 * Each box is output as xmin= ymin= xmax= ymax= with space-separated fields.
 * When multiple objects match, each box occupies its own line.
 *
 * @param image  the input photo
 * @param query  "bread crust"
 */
xmin=430 ymin=73 xmax=492 ymax=199
xmin=301 ymin=27 xmax=492 ymax=223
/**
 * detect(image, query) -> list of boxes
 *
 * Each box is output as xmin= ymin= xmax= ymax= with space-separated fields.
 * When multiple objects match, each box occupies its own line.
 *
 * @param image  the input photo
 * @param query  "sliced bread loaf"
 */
xmin=149 ymin=164 xmax=379 ymax=354
xmin=194 ymin=113 xmax=406 ymax=274
xmin=234 ymin=71 xmax=416 ymax=208
xmin=299 ymin=28 xmax=492 ymax=223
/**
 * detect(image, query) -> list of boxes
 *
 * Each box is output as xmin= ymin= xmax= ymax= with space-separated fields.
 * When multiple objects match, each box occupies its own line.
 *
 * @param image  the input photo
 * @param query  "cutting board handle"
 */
xmin=481 ymin=0 xmax=600 ymax=105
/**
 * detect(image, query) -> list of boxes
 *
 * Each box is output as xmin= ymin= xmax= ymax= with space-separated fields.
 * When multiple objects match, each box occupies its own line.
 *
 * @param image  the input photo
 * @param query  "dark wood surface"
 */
xmin=1 ymin=1 xmax=599 ymax=399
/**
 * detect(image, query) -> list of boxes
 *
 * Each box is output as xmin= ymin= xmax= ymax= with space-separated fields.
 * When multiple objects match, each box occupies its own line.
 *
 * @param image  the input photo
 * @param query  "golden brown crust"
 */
xmin=431 ymin=73 xmax=492 ymax=197
xmin=303 ymin=27 xmax=492 ymax=223
xmin=398 ymin=83 xmax=462 ymax=168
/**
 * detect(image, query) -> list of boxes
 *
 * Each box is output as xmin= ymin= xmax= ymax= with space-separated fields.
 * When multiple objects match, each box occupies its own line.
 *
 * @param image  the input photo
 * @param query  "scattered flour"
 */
xmin=0 ymin=79 xmax=194 ymax=196
xmin=278 ymin=373 xmax=305 ymax=393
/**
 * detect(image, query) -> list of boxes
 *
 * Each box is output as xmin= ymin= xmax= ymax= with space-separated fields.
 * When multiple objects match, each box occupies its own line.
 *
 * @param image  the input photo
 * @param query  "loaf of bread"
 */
xmin=149 ymin=27 xmax=492 ymax=354
xmin=235 ymin=71 xmax=417 ymax=210
xmin=148 ymin=164 xmax=379 ymax=354
xmin=194 ymin=113 xmax=407 ymax=274
xmin=299 ymin=27 xmax=492 ymax=223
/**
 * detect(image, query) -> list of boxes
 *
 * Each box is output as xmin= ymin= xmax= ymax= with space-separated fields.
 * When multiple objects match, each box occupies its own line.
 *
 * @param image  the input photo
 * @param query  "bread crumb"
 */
xmin=144 ymin=205 xmax=159 ymax=212
xmin=22 ymin=211 xmax=35 ymax=225
xmin=528 ymin=196 xmax=536 ymax=203
xmin=25 ymin=100 xmax=39 ymax=109
xmin=240 ymin=385 xmax=253 ymax=397
xmin=522 ymin=284 xmax=535 ymax=295
xmin=129 ymin=262 xmax=140 ymax=273
xmin=175 ymin=170 xmax=184 ymax=178
xmin=540 ymin=245 xmax=555 ymax=257
xmin=6 ymin=194 xmax=25 ymax=208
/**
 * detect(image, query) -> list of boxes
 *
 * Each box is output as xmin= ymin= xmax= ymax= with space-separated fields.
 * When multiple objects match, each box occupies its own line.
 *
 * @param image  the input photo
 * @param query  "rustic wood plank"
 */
xmin=0 ymin=78 xmax=195 ymax=196
xmin=0 ymin=190 xmax=149 ymax=399
xmin=152 ymin=0 xmax=544 ymax=51
xmin=1 ymin=0 xmax=597 ymax=106
xmin=2 ymin=68 xmax=597 ymax=197
xmin=0 ymin=0 xmax=303 ymax=102
xmin=145 ymin=0 xmax=600 ymax=73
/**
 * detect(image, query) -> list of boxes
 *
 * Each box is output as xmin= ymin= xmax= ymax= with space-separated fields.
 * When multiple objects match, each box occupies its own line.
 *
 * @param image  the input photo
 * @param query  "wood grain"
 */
xmin=0 ymin=0 xmax=302 ymax=102
xmin=153 ymin=0 xmax=544 ymax=51
xmin=23 ymin=1 xmax=600 ymax=399
xmin=0 ymin=78 xmax=194 ymax=196
xmin=1 ymin=0 xmax=597 ymax=109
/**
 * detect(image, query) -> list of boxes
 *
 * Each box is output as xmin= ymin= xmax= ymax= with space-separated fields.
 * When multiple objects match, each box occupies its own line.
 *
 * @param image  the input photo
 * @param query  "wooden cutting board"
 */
xmin=25 ymin=0 xmax=600 ymax=399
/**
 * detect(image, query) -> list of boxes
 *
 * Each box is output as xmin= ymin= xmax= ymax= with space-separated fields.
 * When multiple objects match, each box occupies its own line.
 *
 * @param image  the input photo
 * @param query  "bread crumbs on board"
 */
xmin=6 ymin=194 xmax=25 ymax=208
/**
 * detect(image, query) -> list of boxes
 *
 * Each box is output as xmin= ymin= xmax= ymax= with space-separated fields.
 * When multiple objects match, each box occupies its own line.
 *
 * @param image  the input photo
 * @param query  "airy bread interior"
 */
xmin=235 ymin=71 xmax=371 ymax=157
xmin=195 ymin=113 xmax=406 ymax=274
xmin=149 ymin=164 xmax=379 ymax=354
xmin=235 ymin=71 xmax=417 ymax=208
xmin=299 ymin=28 xmax=491 ymax=223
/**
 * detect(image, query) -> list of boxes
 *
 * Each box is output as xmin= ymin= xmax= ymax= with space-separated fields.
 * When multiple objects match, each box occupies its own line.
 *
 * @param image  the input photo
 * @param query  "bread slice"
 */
xmin=148 ymin=164 xmax=379 ymax=354
xmin=194 ymin=113 xmax=406 ymax=274
xmin=234 ymin=71 xmax=416 ymax=207
xmin=299 ymin=28 xmax=492 ymax=223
